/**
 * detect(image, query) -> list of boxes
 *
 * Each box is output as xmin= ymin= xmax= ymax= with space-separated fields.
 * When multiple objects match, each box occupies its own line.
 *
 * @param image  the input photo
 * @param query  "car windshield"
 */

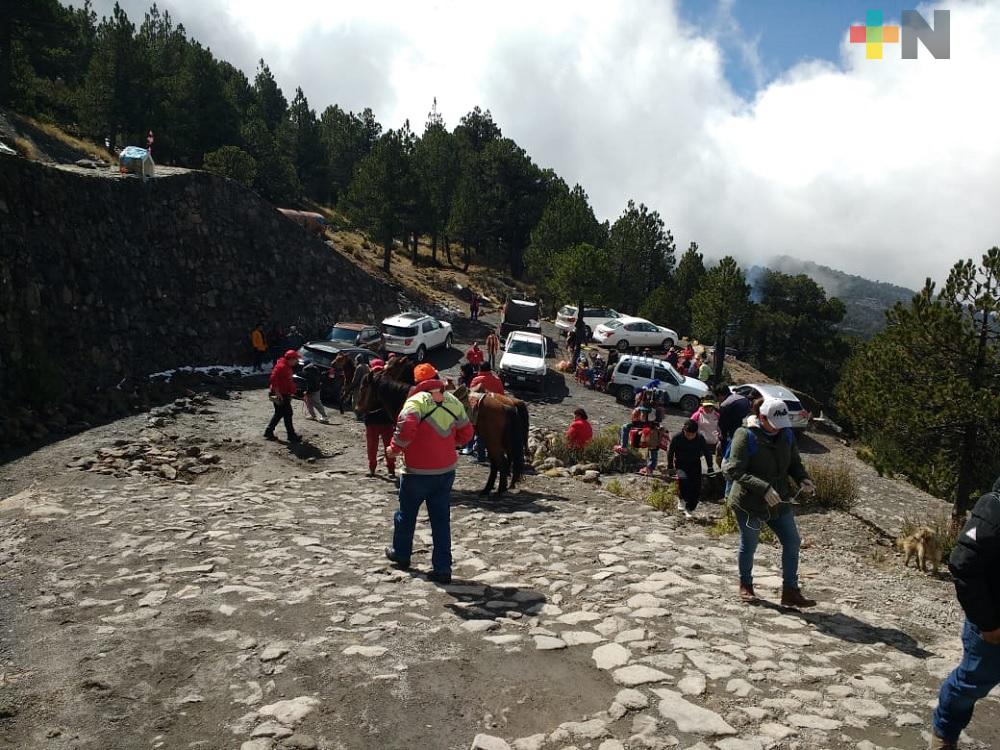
xmin=301 ymin=348 xmax=334 ymax=367
xmin=508 ymin=340 xmax=543 ymax=357
xmin=559 ymin=306 xmax=576 ymax=317
xmin=784 ymin=399 xmax=803 ymax=411
xmin=327 ymin=327 xmax=357 ymax=342
xmin=604 ymin=320 xmax=623 ymax=329
xmin=384 ymin=325 xmax=417 ymax=337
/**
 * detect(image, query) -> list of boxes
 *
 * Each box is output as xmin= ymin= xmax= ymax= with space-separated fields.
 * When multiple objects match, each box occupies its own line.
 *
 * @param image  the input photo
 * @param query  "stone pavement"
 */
xmin=2 ymin=441 xmax=994 ymax=750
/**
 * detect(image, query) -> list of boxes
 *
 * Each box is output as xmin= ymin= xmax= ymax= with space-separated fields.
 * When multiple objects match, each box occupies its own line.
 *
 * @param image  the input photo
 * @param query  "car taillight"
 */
xmin=567 ymin=316 xmax=576 ymax=323
xmin=404 ymin=338 xmax=413 ymax=345
xmin=601 ymin=330 xmax=613 ymax=338
xmin=800 ymin=410 xmax=811 ymax=419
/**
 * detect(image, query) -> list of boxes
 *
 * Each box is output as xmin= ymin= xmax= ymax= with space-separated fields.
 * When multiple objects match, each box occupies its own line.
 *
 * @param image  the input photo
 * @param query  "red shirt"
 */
xmin=470 ymin=372 xmax=505 ymax=394
xmin=565 ymin=418 xmax=594 ymax=449
xmin=269 ymin=359 xmax=296 ymax=396
xmin=466 ymin=347 xmax=485 ymax=366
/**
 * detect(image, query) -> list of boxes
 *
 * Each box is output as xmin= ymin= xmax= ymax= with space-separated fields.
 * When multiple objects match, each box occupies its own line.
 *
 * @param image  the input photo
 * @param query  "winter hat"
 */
xmin=369 ymin=358 xmax=385 ymax=372
xmin=413 ymin=364 xmax=438 ymax=383
xmin=283 ymin=349 xmax=300 ymax=360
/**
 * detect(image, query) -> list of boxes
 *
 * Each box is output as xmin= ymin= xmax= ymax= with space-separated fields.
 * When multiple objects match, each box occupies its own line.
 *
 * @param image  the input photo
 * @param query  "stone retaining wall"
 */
xmin=0 ymin=156 xmax=399 ymax=447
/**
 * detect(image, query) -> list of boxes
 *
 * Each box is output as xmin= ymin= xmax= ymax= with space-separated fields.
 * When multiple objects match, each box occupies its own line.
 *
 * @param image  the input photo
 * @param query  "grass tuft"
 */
xmin=802 ymin=461 xmax=859 ymax=512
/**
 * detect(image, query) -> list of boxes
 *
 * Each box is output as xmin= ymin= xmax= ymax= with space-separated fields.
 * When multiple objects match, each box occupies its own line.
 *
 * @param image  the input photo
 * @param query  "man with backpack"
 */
xmin=722 ymin=397 xmax=816 ymax=607
xmin=929 ymin=476 xmax=1000 ymax=750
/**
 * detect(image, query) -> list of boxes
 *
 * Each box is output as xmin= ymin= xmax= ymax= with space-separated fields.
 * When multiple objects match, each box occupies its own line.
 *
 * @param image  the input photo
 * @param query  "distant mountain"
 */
xmin=754 ymin=256 xmax=916 ymax=340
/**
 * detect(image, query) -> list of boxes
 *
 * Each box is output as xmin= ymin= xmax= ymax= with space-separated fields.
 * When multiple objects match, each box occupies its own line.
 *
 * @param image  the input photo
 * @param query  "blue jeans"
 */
xmin=392 ymin=472 xmax=455 ymax=574
xmin=933 ymin=619 xmax=1000 ymax=741
xmin=735 ymin=507 xmax=800 ymax=589
xmin=647 ymin=448 xmax=658 ymax=470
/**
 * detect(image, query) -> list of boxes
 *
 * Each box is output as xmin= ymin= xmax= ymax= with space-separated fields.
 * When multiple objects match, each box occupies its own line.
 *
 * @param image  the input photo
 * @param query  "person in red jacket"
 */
xmin=565 ymin=408 xmax=594 ymax=450
xmin=264 ymin=349 xmax=302 ymax=443
xmin=384 ymin=364 xmax=474 ymax=584
xmin=470 ymin=362 xmax=505 ymax=394
xmin=465 ymin=342 xmax=485 ymax=370
xmin=363 ymin=359 xmax=396 ymax=478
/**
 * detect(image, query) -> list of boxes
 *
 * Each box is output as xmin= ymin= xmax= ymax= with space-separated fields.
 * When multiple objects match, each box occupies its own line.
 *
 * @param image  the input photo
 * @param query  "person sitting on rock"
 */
xmin=565 ymin=408 xmax=593 ymax=450
xmin=722 ymin=398 xmax=816 ymax=606
xmin=384 ymin=364 xmax=474 ymax=585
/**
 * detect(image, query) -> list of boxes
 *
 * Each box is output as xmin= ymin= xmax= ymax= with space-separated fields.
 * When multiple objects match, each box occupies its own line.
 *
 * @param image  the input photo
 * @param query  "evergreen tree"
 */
xmin=81 ymin=3 xmax=145 ymax=143
xmin=287 ymin=87 xmax=327 ymax=200
xmin=608 ymin=201 xmax=675 ymax=314
xmin=691 ymin=256 xmax=751 ymax=381
xmin=344 ymin=128 xmax=411 ymax=273
xmin=837 ymin=248 xmax=1000 ymax=518
xmin=202 ymin=145 xmax=256 ymax=186
xmin=640 ymin=241 xmax=705 ymax=334
xmin=549 ymin=243 xmax=615 ymax=364
xmin=412 ymin=102 xmax=459 ymax=264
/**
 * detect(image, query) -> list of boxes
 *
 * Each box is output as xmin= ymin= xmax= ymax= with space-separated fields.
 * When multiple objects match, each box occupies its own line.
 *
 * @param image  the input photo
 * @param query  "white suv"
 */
xmin=381 ymin=312 xmax=453 ymax=362
xmin=498 ymin=331 xmax=547 ymax=391
xmin=610 ymin=354 xmax=709 ymax=413
xmin=555 ymin=305 xmax=622 ymax=338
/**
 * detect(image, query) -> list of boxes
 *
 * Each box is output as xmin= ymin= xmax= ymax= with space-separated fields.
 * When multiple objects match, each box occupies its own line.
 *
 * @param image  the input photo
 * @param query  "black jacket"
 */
xmin=949 ymin=477 xmax=1000 ymax=631
xmin=718 ymin=394 xmax=751 ymax=442
xmin=667 ymin=432 xmax=712 ymax=471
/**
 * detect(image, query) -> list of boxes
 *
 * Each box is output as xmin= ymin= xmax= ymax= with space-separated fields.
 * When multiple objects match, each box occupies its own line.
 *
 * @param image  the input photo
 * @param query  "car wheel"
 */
xmin=662 ymin=338 xmax=674 ymax=350
xmin=444 ymin=334 xmax=453 ymax=350
xmin=616 ymin=339 xmax=629 ymax=352
xmin=416 ymin=345 xmax=427 ymax=363
xmin=679 ymin=394 xmax=700 ymax=414
xmin=617 ymin=385 xmax=634 ymax=404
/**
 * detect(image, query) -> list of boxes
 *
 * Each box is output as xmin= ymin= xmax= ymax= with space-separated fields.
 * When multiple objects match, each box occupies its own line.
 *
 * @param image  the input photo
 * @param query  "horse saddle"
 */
xmin=467 ymin=391 xmax=489 ymax=425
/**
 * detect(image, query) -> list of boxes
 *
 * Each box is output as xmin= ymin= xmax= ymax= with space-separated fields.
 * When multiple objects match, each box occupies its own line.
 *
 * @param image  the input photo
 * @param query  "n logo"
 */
xmin=850 ymin=9 xmax=950 ymax=60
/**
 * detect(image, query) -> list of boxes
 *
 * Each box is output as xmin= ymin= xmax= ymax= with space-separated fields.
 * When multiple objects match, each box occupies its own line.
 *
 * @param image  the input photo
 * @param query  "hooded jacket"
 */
xmin=565 ymin=417 xmax=593 ymax=449
xmin=691 ymin=406 xmax=720 ymax=445
xmin=470 ymin=372 xmax=505 ymax=394
xmin=269 ymin=358 xmax=297 ymax=396
xmin=949 ymin=477 xmax=1000 ymax=631
xmin=722 ymin=420 xmax=808 ymax=519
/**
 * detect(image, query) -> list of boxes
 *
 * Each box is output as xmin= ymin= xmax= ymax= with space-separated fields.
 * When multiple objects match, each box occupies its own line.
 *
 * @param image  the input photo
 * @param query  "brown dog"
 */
xmin=896 ymin=527 xmax=940 ymax=573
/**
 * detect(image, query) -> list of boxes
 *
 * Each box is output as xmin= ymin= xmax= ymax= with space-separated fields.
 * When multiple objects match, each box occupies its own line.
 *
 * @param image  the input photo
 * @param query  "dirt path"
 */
xmin=0 ymin=325 xmax=995 ymax=750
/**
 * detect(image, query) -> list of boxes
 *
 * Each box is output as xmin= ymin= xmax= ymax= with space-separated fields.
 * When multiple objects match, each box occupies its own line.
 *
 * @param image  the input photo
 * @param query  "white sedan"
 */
xmin=593 ymin=316 xmax=678 ymax=352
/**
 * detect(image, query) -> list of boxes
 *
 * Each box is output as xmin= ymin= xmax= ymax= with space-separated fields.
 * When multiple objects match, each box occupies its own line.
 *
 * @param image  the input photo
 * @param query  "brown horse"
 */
xmin=354 ymin=369 xmax=412 ymax=420
xmin=458 ymin=385 xmax=530 ymax=497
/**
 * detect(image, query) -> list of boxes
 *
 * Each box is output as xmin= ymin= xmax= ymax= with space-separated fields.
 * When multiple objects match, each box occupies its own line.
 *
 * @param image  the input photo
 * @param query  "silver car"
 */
xmin=731 ymin=383 xmax=812 ymax=430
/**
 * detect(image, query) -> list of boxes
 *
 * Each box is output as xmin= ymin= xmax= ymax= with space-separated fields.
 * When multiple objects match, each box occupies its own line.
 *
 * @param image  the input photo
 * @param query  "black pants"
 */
xmin=266 ymin=395 xmax=297 ymax=438
xmin=677 ymin=462 xmax=703 ymax=511
xmin=252 ymin=350 xmax=265 ymax=370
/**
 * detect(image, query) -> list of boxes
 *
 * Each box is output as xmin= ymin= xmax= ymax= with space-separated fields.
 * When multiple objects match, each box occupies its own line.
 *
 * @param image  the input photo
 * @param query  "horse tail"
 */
xmin=515 ymin=401 xmax=529 ymax=459
xmin=505 ymin=404 xmax=526 ymax=487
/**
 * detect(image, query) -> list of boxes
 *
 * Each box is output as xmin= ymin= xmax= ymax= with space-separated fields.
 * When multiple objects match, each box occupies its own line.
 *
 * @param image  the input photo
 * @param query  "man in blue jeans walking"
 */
xmin=722 ymin=397 xmax=817 ymax=607
xmin=930 ymin=476 xmax=1000 ymax=749
xmin=384 ymin=364 xmax=474 ymax=584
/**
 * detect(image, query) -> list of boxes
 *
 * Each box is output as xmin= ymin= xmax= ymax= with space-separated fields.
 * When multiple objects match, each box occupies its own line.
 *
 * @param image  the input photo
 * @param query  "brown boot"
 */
xmin=781 ymin=587 xmax=817 ymax=608
xmin=739 ymin=582 xmax=757 ymax=603
xmin=929 ymin=732 xmax=958 ymax=750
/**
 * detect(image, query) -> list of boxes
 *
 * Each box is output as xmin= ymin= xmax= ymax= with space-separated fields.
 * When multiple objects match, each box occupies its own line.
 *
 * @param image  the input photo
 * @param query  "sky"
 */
xmin=73 ymin=0 xmax=1000 ymax=289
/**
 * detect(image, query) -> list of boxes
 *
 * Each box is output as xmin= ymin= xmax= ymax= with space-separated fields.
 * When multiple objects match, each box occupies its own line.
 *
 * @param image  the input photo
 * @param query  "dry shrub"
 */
xmin=900 ymin=511 xmax=959 ymax=561
xmin=802 ymin=461 xmax=859 ymax=511
xmin=12 ymin=137 xmax=38 ymax=160
xmin=605 ymin=478 xmax=627 ymax=497
xmin=646 ymin=480 xmax=676 ymax=512
xmin=548 ymin=426 xmax=640 ymax=474
xmin=709 ymin=503 xmax=776 ymax=543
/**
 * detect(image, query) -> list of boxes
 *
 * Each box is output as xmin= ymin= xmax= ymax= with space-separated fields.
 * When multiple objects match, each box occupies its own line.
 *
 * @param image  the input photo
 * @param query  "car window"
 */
xmin=384 ymin=325 xmax=417 ymax=337
xmin=632 ymin=364 xmax=652 ymax=379
xmin=559 ymin=306 xmax=575 ymax=316
xmin=328 ymin=327 xmax=357 ymax=342
xmin=605 ymin=320 xmax=623 ymax=329
xmin=653 ymin=366 xmax=675 ymax=384
xmin=625 ymin=322 xmax=639 ymax=331
xmin=784 ymin=400 xmax=803 ymax=411
xmin=508 ymin=339 xmax=543 ymax=357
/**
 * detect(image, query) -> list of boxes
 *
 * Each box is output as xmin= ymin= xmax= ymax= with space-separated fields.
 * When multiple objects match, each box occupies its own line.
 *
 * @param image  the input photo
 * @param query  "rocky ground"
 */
xmin=1 ymin=324 xmax=996 ymax=750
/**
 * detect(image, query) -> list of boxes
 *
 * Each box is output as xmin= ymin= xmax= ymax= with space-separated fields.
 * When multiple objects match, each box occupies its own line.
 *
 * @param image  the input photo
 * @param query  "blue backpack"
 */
xmin=722 ymin=426 xmax=793 ymax=462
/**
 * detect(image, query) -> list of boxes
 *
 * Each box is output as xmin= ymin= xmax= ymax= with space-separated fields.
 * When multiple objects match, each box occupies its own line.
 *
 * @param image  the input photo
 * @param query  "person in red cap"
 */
xmin=384 ymin=363 xmax=473 ymax=584
xmin=363 ymin=359 xmax=396 ymax=478
xmin=264 ymin=349 xmax=302 ymax=443
xmin=465 ymin=342 xmax=485 ymax=370
xmin=469 ymin=362 xmax=504 ymax=395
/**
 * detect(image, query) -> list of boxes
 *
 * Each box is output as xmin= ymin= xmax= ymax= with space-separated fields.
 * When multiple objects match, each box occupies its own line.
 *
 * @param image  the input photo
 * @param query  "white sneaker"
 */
xmin=319 ymin=418 xmax=329 ymax=424
xmin=676 ymin=498 xmax=684 ymax=512
xmin=684 ymin=510 xmax=693 ymax=519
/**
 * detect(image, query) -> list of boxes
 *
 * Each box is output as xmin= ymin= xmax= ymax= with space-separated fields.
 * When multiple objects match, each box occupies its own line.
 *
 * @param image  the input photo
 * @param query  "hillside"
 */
xmin=763 ymin=255 xmax=916 ymax=339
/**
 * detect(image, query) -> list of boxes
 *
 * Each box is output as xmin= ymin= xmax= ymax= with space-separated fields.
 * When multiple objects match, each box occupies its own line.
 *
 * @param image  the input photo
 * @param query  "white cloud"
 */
xmin=77 ymin=0 xmax=1000 ymax=287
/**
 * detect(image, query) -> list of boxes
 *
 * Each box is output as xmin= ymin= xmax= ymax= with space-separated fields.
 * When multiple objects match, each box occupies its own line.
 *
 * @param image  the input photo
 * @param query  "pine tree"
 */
xmin=838 ymin=248 xmax=1000 ymax=518
xmin=608 ymin=201 xmax=675 ymax=314
xmin=691 ymin=257 xmax=751 ymax=381
xmin=640 ymin=241 xmax=705 ymax=335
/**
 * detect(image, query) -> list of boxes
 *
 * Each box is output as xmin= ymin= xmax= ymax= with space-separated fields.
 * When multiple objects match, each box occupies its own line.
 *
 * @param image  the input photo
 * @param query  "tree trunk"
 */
xmin=0 ymin=14 xmax=12 ymax=107
xmin=955 ymin=299 xmax=994 ymax=520
xmin=462 ymin=241 xmax=470 ymax=273
xmin=431 ymin=233 xmax=438 ymax=264
xmin=444 ymin=234 xmax=453 ymax=266
xmin=410 ymin=232 xmax=418 ymax=265
xmin=573 ymin=296 xmax=586 ymax=369
xmin=714 ymin=328 xmax=726 ymax=383
xmin=382 ymin=240 xmax=391 ymax=274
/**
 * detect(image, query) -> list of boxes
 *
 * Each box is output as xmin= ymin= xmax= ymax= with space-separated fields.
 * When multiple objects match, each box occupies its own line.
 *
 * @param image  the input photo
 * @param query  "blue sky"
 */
xmin=678 ymin=0 xmax=916 ymax=96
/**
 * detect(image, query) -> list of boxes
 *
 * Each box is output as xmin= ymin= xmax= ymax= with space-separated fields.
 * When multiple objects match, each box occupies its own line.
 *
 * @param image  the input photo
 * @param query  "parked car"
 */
xmin=326 ymin=322 xmax=383 ymax=351
xmin=499 ymin=299 xmax=542 ymax=340
xmin=593 ymin=316 xmax=678 ymax=352
xmin=294 ymin=343 xmax=378 ymax=403
xmin=555 ymin=305 xmax=622 ymax=338
xmin=498 ymin=331 xmax=547 ymax=391
xmin=730 ymin=383 xmax=812 ymax=430
xmin=381 ymin=311 xmax=453 ymax=362
xmin=610 ymin=354 xmax=709 ymax=413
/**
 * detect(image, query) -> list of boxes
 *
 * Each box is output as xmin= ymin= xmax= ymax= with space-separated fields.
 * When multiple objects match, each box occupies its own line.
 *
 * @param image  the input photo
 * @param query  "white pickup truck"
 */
xmin=498 ymin=331 xmax=547 ymax=391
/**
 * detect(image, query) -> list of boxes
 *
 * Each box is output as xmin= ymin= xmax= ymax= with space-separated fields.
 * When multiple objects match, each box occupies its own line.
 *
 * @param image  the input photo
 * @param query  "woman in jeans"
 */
xmin=722 ymin=397 xmax=816 ymax=607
